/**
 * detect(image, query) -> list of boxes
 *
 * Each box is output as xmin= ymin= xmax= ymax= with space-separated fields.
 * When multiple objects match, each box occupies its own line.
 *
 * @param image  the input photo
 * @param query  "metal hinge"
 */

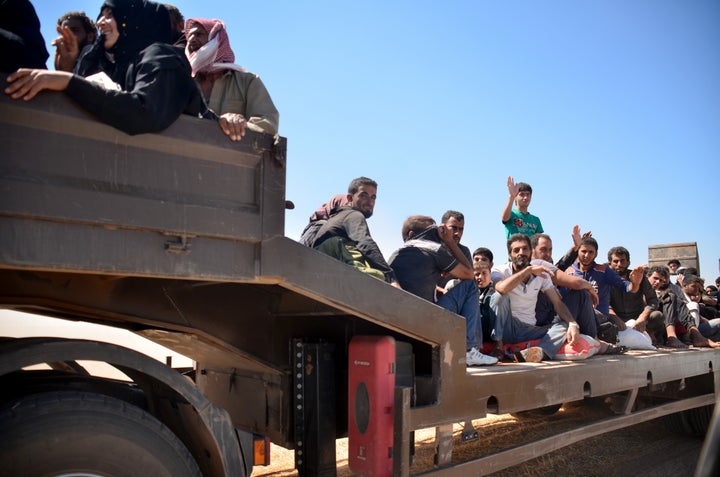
xmin=164 ymin=234 xmax=194 ymax=254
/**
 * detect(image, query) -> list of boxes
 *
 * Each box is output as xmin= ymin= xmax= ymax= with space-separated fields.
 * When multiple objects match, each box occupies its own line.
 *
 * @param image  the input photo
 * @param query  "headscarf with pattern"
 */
xmin=184 ymin=18 xmax=245 ymax=77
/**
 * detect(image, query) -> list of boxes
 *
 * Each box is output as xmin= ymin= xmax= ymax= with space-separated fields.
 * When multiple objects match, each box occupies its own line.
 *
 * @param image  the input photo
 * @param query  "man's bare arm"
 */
xmin=495 ymin=265 xmax=552 ymax=295
xmin=554 ymin=269 xmax=599 ymax=306
xmin=501 ymin=176 xmax=519 ymax=223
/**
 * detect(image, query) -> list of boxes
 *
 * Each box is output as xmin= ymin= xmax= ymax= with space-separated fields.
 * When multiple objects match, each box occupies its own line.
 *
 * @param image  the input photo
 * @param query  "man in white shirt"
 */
xmin=490 ymin=234 xmax=580 ymax=362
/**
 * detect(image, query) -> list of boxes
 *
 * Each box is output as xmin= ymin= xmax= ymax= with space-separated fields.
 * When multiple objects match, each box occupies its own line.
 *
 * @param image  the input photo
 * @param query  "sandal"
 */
xmin=603 ymin=344 xmax=628 ymax=355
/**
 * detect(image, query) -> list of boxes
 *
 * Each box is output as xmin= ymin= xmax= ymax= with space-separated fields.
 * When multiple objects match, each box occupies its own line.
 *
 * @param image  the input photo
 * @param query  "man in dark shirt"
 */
xmin=607 ymin=246 xmax=663 ymax=339
xmin=312 ymin=177 xmax=400 ymax=287
xmin=389 ymin=215 xmax=497 ymax=366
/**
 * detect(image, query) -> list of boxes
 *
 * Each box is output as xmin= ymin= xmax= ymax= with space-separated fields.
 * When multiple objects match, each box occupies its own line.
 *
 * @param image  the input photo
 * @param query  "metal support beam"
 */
xmin=292 ymin=340 xmax=337 ymax=477
xmin=393 ymin=386 xmax=412 ymax=477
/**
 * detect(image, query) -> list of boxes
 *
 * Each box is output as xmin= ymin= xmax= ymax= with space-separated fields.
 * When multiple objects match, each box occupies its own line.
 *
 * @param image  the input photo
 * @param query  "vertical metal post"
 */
xmin=293 ymin=340 xmax=337 ymax=477
xmin=393 ymin=386 xmax=412 ymax=477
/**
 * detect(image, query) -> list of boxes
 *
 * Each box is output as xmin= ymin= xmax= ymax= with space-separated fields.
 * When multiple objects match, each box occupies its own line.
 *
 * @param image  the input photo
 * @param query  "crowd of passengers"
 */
xmin=302 ymin=176 xmax=720 ymax=367
xmin=2 ymin=0 xmax=278 ymax=140
xmin=3 ymin=2 xmax=718 ymax=368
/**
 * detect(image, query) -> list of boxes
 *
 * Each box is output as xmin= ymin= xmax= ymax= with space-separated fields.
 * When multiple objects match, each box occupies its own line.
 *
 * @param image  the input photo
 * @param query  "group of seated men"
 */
xmin=3 ymin=1 xmax=278 ymax=141
xmin=301 ymin=176 xmax=720 ymax=367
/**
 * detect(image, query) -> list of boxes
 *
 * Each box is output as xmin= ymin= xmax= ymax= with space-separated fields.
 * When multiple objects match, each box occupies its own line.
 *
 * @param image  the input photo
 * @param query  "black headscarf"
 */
xmin=76 ymin=0 xmax=172 ymax=81
xmin=0 ymin=0 xmax=49 ymax=71
xmin=100 ymin=0 xmax=172 ymax=64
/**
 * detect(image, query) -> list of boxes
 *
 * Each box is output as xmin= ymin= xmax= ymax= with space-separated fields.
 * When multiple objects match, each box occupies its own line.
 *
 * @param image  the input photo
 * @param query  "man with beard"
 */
xmin=565 ymin=237 xmax=644 ymax=334
xmin=184 ymin=17 xmax=279 ymax=141
xmin=312 ymin=177 xmax=400 ymax=288
xmin=52 ymin=11 xmax=97 ymax=72
xmin=489 ymin=234 xmax=580 ymax=362
xmin=607 ymin=246 xmax=664 ymax=340
xmin=530 ymin=233 xmax=599 ymax=337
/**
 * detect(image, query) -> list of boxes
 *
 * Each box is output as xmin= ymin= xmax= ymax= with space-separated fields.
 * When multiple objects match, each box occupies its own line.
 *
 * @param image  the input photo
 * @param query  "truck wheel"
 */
xmin=0 ymin=391 xmax=201 ymax=477
xmin=663 ymin=405 xmax=714 ymax=437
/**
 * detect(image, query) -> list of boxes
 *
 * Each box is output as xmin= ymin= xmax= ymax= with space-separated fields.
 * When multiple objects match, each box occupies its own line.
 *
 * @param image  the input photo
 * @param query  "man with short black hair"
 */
xmin=473 ymin=247 xmax=494 ymax=266
xmin=607 ymin=246 xmax=664 ymax=339
xmin=501 ymin=177 xmax=543 ymax=238
xmin=313 ymin=177 xmax=400 ymax=288
xmin=489 ymin=234 xmax=582 ymax=362
xmin=530 ymin=233 xmax=599 ymax=337
xmin=565 ymin=237 xmax=643 ymax=320
xmin=390 ymin=216 xmax=497 ymax=366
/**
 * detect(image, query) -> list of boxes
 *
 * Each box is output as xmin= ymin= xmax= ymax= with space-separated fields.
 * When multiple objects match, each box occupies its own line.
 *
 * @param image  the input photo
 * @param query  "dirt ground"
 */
xmin=252 ymin=399 xmax=705 ymax=477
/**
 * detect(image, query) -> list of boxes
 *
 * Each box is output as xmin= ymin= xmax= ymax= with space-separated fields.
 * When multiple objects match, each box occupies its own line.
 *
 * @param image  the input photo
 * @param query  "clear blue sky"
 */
xmin=34 ymin=0 xmax=720 ymax=280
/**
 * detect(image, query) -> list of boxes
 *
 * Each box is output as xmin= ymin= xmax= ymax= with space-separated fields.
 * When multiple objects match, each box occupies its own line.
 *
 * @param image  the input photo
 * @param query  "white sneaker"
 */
xmin=466 ymin=347 xmax=498 ymax=366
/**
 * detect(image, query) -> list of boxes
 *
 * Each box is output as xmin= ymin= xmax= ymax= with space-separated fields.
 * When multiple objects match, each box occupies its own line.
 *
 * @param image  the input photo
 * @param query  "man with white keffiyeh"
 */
xmin=185 ymin=18 xmax=279 ymax=141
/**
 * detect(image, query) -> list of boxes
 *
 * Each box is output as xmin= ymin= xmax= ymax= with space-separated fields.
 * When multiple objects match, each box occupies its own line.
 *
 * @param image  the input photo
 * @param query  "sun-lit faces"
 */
xmin=474 ymin=264 xmax=492 ymax=288
xmin=444 ymin=217 xmax=464 ymax=244
xmin=648 ymin=271 xmax=668 ymax=290
xmin=532 ymin=236 xmax=552 ymax=262
xmin=683 ymin=282 xmax=702 ymax=303
xmin=516 ymin=190 xmax=532 ymax=209
xmin=61 ymin=18 xmax=95 ymax=49
xmin=96 ymin=8 xmax=119 ymax=49
xmin=509 ymin=240 xmax=531 ymax=270
xmin=609 ymin=253 xmax=629 ymax=275
xmin=577 ymin=245 xmax=597 ymax=269
xmin=186 ymin=23 xmax=209 ymax=53
xmin=350 ymin=185 xmax=376 ymax=219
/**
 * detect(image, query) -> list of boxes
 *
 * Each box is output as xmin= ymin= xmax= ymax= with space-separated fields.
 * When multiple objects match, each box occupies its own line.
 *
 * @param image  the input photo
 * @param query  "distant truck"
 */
xmin=648 ymin=242 xmax=700 ymax=275
xmin=1 ymin=81 xmax=718 ymax=476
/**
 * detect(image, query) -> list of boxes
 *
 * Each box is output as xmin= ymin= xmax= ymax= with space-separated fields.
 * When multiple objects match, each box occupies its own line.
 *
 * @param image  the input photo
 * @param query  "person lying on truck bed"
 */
xmin=388 ymin=215 xmax=498 ymax=366
xmin=4 ymin=0 xmax=208 ymax=136
xmin=184 ymin=17 xmax=279 ymax=141
xmin=312 ymin=177 xmax=401 ymax=288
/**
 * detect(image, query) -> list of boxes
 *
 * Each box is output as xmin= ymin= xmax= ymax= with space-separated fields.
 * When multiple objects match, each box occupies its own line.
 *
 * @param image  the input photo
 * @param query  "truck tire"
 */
xmin=0 ymin=391 xmax=201 ymax=477
xmin=663 ymin=405 xmax=714 ymax=437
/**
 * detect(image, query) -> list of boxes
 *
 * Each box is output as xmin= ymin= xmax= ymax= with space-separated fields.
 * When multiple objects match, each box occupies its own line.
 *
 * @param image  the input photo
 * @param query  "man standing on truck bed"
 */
xmin=501 ymin=176 xmax=544 ymax=238
xmin=312 ymin=177 xmax=401 ymax=288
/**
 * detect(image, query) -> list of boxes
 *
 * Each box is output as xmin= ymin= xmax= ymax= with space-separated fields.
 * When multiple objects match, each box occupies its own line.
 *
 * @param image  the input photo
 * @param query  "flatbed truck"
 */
xmin=1 ymin=80 xmax=718 ymax=476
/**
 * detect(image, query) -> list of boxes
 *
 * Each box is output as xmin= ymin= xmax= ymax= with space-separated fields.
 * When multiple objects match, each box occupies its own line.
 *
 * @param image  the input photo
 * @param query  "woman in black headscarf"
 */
xmin=4 ymin=0 xmax=207 ymax=135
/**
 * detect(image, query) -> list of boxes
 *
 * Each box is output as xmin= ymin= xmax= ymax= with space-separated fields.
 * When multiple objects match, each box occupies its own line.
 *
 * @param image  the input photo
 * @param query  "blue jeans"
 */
xmin=489 ymin=292 xmax=569 ymax=359
xmin=699 ymin=318 xmax=720 ymax=338
xmin=437 ymin=279 xmax=480 ymax=350
xmin=560 ymin=289 xmax=598 ymax=338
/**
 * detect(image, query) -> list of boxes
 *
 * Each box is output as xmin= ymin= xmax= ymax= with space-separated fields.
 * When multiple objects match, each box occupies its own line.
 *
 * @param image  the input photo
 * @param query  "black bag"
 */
xmin=598 ymin=321 xmax=618 ymax=344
